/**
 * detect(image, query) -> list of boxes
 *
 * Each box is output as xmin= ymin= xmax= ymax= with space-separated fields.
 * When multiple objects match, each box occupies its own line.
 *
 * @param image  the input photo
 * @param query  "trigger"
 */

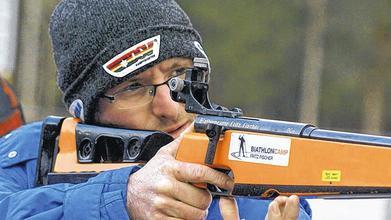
xmin=207 ymin=184 xmax=231 ymax=197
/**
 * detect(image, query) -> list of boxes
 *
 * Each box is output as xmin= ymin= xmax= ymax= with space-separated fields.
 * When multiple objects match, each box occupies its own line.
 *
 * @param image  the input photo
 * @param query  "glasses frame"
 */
xmin=100 ymin=67 xmax=201 ymax=107
xmin=101 ymin=79 xmax=171 ymax=103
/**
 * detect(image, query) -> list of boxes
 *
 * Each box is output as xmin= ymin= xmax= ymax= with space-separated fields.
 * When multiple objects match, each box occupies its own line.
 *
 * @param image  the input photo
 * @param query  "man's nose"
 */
xmin=151 ymin=84 xmax=179 ymax=120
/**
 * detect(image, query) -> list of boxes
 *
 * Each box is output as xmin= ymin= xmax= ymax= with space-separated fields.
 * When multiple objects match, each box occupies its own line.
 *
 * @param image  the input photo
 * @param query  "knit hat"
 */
xmin=50 ymin=0 xmax=210 ymax=122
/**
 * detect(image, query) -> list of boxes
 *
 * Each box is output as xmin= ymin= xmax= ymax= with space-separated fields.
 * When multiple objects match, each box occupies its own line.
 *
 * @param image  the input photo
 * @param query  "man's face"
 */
xmin=96 ymin=57 xmax=195 ymax=138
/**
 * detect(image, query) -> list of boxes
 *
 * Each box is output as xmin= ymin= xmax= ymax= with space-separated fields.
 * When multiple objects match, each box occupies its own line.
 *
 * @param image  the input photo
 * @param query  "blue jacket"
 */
xmin=0 ymin=122 xmax=312 ymax=219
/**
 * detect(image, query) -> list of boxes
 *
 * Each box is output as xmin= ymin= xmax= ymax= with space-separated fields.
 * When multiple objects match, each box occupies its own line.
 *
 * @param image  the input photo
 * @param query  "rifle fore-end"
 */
xmin=176 ymin=129 xmax=391 ymax=198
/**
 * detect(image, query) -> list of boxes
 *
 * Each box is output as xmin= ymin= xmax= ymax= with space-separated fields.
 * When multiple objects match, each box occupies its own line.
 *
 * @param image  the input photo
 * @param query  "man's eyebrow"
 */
xmin=124 ymin=77 xmax=138 ymax=83
xmin=158 ymin=62 xmax=182 ymax=75
xmin=168 ymin=63 xmax=182 ymax=70
xmin=162 ymin=62 xmax=183 ymax=72
xmin=167 ymin=62 xmax=192 ymax=72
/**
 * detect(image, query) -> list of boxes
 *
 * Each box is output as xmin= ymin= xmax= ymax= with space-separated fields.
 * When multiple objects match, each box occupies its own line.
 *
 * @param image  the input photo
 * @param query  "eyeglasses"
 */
xmin=101 ymin=68 xmax=192 ymax=109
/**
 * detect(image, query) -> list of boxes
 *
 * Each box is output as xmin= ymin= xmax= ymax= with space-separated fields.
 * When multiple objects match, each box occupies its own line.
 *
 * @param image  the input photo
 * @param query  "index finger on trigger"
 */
xmin=174 ymin=162 xmax=234 ymax=191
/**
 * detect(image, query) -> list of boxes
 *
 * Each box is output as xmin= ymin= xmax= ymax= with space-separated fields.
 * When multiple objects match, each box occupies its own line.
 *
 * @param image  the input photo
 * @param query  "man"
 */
xmin=0 ymin=0 xmax=312 ymax=219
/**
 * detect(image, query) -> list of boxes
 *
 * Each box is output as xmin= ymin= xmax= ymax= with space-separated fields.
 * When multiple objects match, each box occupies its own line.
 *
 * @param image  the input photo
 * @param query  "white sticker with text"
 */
xmin=229 ymin=133 xmax=291 ymax=166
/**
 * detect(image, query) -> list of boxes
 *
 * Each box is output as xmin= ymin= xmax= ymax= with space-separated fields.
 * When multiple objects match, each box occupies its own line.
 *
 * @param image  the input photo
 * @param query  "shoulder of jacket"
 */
xmin=0 ymin=121 xmax=43 ymax=168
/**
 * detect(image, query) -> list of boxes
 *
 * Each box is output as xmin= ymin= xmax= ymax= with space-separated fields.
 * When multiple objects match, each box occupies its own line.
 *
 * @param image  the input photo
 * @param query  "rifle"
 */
xmin=36 ymin=59 xmax=391 ymax=199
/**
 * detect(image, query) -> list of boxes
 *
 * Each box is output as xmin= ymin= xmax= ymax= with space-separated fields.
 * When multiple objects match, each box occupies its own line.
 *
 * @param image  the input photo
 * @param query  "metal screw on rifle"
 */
xmin=127 ymin=138 xmax=141 ymax=160
xmin=79 ymin=139 xmax=92 ymax=159
xmin=206 ymin=124 xmax=222 ymax=138
xmin=206 ymin=129 xmax=217 ymax=138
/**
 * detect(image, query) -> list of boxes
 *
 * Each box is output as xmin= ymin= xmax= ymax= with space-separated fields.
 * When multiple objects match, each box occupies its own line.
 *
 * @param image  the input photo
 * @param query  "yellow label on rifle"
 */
xmin=322 ymin=170 xmax=341 ymax=182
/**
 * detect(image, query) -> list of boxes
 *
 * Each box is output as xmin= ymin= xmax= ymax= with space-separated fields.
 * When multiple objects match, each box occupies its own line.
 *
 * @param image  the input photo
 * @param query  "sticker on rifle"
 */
xmin=228 ymin=133 xmax=291 ymax=166
xmin=103 ymin=35 xmax=160 ymax=77
xmin=322 ymin=170 xmax=341 ymax=182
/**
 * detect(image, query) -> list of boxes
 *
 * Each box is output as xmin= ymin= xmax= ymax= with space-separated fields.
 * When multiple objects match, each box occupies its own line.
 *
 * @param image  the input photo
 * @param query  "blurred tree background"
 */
xmin=2 ymin=0 xmax=391 ymax=135
xmin=178 ymin=0 xmax=391 ymax=134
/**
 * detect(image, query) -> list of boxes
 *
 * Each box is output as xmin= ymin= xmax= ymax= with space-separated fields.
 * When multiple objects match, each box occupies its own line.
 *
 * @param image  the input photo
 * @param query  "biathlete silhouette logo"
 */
xmin=230 ymin=135 xmax=247 ymax=159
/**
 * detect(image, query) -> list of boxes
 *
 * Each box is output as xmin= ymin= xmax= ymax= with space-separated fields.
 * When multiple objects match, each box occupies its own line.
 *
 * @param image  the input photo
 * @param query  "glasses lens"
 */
xmin=172 ymin=68 xmax=187 ymax=80
xmin=115 ymin=86 xmax=154 ymax=109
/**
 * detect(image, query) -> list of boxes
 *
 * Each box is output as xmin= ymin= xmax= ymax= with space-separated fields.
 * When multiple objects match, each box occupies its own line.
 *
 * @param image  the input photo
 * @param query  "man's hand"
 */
xmin=265 ymin=195 xmax=300 ymax=220
xmin=126 ymin=135 xmax=234 ymax=219
xmin=219 ymin=196 xmax=300 ymax=220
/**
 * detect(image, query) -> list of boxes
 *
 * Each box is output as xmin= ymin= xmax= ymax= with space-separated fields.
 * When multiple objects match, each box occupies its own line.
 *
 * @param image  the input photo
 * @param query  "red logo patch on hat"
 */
xmin=103 ymin=35 xmax=160 ymax=77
